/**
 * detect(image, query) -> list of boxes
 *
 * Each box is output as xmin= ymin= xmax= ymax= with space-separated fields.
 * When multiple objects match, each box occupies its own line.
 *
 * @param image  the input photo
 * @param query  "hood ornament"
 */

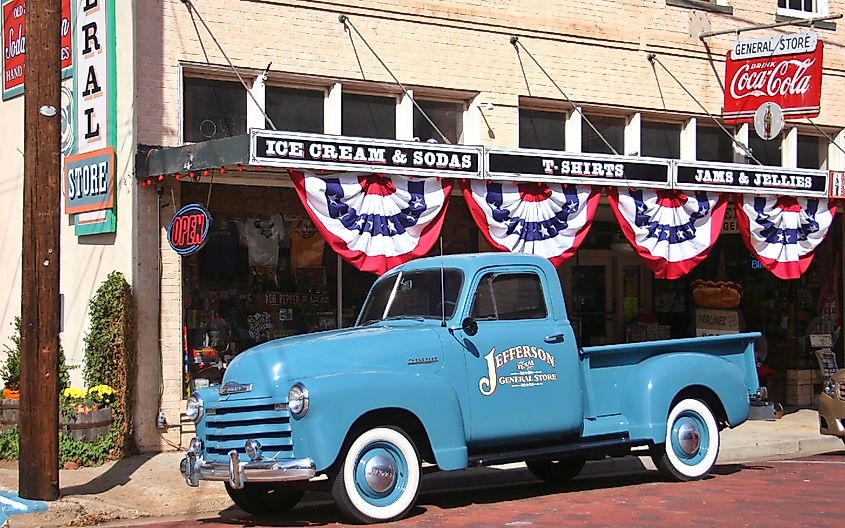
xmin=219 ymin=381 xmax=253 ymax=395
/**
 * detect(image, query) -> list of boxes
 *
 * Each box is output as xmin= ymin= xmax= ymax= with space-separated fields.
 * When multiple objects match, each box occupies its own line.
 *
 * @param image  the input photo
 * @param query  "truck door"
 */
xmin=460 ymin=266 xmax=583 ymax=446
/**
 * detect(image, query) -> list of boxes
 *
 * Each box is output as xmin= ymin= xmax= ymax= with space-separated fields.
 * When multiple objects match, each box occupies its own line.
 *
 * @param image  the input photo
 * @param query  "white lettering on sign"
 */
xmin=478 ymin=345 xmax=557 ymax=396
xmin=729 ymin=58 xmax=815 ymax=101
xmin=732 ymin=32 xmax=818 ymax=60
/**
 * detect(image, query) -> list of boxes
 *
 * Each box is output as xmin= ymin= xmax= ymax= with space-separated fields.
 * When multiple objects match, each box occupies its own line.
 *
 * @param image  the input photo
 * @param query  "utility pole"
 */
xmin=19 ymin=0 xmax=62 ymax=500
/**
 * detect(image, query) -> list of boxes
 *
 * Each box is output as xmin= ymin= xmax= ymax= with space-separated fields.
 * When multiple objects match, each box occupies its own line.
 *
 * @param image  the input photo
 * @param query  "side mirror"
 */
xmin=461 ymin=317 xmax=478 ymax=337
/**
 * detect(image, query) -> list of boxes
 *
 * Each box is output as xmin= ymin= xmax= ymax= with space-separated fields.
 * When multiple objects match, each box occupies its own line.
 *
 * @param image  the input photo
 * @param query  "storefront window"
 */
xmin=581 ymin=115 xmax=624 ymax=155
xmin=748 ymin=133 xmax=783 ymax=166
xmin=414 ymin=100 xmax=463 ymax=144
xmin=641 ymin=121 xmax=681 ymax=158
xmin=265 ymin=86 xmax=324 ymax=133
xmin=342 ymin=93 xmax=396 ymax=139
xmin=696 ymin=125 xmax=734 ymax=162
xmin=798 ymin=133 xmax=827 ymax=169
xmin=519 ymin=109 xmax=566 ymax=150
xmin=183 ymin=77 xmax=247 ymax=143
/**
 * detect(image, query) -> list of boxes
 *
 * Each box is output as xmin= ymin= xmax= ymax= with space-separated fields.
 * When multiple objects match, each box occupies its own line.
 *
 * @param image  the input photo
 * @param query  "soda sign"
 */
xmin=167 ymin=204 xmax=212 ymax=256
xmin=1 ymin=0 xmax=73 ymax=100
xmin=723 ymin=35 xmax=823 ymax=124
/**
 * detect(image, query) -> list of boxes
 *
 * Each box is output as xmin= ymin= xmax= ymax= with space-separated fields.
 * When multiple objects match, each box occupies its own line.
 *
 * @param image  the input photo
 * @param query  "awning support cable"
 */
xmin=179 ymin=0 xmax=277 ymax=131
xmin=338 ymin=15 xmax=451 ymax=144
xmin=509 ymin=36 xmax=619 ymax=156
xmin=647 ymin=53 xmax=763 ymax=166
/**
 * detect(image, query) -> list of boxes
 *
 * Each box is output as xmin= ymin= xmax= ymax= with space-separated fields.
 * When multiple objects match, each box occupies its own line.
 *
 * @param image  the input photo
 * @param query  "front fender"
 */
xmin=621 ymin=353 xmax=751 ymax=442
xmin=290 ymin=372 xmax=468 ymax=472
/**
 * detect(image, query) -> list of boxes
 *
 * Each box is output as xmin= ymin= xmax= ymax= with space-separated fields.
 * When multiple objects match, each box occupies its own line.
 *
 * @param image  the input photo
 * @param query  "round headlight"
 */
xmin=288 ymin=383 xmax=309 ymax=417
xmin=824 ymin=378 xmax=837 ymax=398
xmin=185 ymin=393 xmax=204 ymax=423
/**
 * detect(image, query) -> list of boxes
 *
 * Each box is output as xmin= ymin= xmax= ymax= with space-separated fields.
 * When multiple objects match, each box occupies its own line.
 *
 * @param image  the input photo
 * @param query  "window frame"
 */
xmin=470 ymin=272 xmax=548 ymax=321
xmin=777 ymin=0 xmax=828 ymax=19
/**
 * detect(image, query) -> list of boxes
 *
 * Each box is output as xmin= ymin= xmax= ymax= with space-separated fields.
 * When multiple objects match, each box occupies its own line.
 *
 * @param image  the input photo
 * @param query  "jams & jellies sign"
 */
xmin=1 ymin=0 xmax=73 ymax=100
xmin=723 ymin=32 xmax=823 ymax=124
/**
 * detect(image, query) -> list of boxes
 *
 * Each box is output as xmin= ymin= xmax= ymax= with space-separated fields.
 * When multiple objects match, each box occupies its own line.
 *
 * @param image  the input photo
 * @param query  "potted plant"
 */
xmin=62 ymin=385 xmax=115 ymax=442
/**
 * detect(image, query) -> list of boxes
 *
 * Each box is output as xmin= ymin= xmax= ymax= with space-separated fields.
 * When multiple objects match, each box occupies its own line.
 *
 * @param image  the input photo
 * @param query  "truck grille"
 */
xmin=203 ymin=401 xmax=293 ymax=462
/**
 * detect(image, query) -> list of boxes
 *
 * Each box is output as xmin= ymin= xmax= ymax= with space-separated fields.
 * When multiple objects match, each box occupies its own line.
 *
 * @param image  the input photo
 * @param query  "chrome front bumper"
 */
xmin=180 ymin=446 xmax=316 ymax=489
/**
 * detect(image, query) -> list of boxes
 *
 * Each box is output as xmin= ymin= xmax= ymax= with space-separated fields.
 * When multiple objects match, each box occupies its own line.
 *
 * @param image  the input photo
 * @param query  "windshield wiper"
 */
xmin=381 ymin=316 xmax=426 ymax=322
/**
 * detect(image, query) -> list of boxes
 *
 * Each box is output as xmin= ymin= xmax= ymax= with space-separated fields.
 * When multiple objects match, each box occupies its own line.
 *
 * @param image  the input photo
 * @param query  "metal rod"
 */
xmin=699 ymin=13 xmax=842 ymax=40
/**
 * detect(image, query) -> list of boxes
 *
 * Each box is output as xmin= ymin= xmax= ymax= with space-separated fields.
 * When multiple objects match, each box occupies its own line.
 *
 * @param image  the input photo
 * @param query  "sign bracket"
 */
xmin=699 ymin=13 xmax=842 ymax=40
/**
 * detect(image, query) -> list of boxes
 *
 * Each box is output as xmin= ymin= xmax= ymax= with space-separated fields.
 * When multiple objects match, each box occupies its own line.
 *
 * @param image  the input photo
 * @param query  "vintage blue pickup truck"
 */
xmin=180 ymin=253 xmax=762 ymax=523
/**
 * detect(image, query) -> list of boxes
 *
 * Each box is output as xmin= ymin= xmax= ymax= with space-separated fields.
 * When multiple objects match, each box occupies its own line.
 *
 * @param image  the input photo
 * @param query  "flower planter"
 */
xmin=0 ymin=398 xmax=18 ymax=433
xmin=65 ymin=407 xmax=112 ymax=442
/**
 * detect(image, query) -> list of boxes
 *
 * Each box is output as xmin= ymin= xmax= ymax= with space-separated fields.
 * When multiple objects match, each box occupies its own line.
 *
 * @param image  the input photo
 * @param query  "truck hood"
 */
xmin=218 ymin=322 xmax=444 ymax=400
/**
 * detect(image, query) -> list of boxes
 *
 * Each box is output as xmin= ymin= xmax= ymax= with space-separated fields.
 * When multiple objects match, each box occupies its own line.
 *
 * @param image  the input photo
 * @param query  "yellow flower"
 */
xmin=88 ymin=385 xmax=114 ymax=397
xmin=62 ymin=387 xmax=87 ymax=400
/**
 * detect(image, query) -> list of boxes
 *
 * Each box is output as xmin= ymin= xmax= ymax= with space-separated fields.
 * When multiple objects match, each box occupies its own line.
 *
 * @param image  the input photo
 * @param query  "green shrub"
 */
xmin=0 ymin=427 xmax=19 ymax=460
xmin=1 ymin=317 xmax=73 ymax=392
xmin=82 ymin=272 xmax=136 ymax=458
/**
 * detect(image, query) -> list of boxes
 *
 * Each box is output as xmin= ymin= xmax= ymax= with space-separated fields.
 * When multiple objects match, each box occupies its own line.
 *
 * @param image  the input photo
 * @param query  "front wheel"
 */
xmin=651 ymin=398 xmax=720 ymax=481
xmin=225 ymin=482 xmax=305 ymax=515
xmin=331 ymin=426 xmax=421 ymax=524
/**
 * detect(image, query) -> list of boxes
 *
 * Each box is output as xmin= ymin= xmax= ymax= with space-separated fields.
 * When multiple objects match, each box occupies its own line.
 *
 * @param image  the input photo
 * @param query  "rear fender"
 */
xmin=621 ymin=353 xmax=750 ymax=442
xmin=290 ymin=372 xmax=468 ymax=472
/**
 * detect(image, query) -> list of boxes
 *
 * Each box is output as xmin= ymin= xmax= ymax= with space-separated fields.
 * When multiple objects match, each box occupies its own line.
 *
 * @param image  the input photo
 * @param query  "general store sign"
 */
xmin=250 ymin=129 xmax=483 ymax=178
xmin=486 ymin=148 xmax=671 ymax=188
xmin=724 ymin=32 xmax=823 ymax=124
xmin=64 ymin=147 xmax=115 ymax=214
xmin=675 ymin=161 xmax=828 ymax=197
xmin=1 ymin=0 xmax=73 ymax=100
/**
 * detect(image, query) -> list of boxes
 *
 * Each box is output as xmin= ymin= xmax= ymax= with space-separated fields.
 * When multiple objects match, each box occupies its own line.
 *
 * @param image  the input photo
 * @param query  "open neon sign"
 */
xmin=167 ymin=203 xmax=212 ymax=256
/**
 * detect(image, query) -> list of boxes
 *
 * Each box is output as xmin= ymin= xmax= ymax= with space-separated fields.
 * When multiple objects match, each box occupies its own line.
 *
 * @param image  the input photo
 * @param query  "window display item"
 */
xmin=239 ymin=214 xmax=286 ymax=267
xmin=692 ymin=280 xmax=742 ymax=309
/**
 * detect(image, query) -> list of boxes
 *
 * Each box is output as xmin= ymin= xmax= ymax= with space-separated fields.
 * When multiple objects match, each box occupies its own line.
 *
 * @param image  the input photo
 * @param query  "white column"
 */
xmin=396 ymin=90 xmax=414 ymax=140
xmin=782 ymin=126 xmax=798 ymax=168
xmin=325 ymin=83 xmax=342 ymax=135
xmin=625 ymin=112 xmax=641 ymax=156
xmin=247 ymin=74 xmax=267 ymax=130
xmin=565 ymin=108 xmax=582 ymax=153
xmin=734 ymin=123 xmax=749 ymax=163
xmin=829 ymin=129 xmax=845 ymax=171
xmin=464 ymin=95 xmax=482 ymax=145
xmin=680 ymin=118 xmax=696 ymax=161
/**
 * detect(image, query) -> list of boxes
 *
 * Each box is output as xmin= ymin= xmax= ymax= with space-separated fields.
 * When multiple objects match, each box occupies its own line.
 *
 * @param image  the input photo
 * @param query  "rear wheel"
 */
xmin=331 ymin=426 xmax=421 ymax=524
xmin=651 ymin=398 xmax=719 ymax=481
xmin=225 ymin=482 xmax=305 ymax=515
xmin=526 ymin=456 xmax=586 ymax=484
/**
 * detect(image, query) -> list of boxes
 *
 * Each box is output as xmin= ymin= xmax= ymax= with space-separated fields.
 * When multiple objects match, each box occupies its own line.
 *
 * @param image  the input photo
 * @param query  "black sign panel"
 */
xmin=487 ymin=149 xmax=671 ymax=187
xmin=675 ymin=162 xmax=828 ymax=197
xmin=250 ymin=130 xmax=483 ymax=178
xmin=167 ymin=203 xmax=212 ymax=256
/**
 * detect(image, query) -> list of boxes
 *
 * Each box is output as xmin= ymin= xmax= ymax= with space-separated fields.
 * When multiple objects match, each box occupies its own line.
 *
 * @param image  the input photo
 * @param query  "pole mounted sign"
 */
xmin=723 ymin=32 xmax=823 ymax=124
xmin=1 ymin=0 xmax=73 ymax=100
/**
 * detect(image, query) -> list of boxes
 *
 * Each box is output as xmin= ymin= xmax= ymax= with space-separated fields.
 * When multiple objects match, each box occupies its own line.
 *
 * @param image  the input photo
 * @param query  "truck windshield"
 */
xmin=357 ymin=269 xmax=463 ymax=325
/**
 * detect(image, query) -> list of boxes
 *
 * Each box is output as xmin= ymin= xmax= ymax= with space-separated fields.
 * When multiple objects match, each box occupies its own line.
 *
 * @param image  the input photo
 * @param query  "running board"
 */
xmin=468 ymin=435 xmax=650 ymax=467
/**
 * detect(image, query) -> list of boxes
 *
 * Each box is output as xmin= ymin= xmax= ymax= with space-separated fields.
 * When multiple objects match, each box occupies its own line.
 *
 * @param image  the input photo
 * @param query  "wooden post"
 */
xmin=19 ymin=0 xmax=62 ymax=500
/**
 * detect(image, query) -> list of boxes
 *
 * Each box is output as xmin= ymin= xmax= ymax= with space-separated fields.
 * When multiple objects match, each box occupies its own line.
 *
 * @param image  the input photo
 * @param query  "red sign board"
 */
xmin=1 ymin=0 xmax=73 ymax=99
xmin=723 ymin=41 xmax=823 ymax=124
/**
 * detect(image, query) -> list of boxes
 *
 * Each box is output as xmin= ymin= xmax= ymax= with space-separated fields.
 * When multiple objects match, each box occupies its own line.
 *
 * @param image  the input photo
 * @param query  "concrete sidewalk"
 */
xmin=1 ymin=408 xmax=841 ymax=528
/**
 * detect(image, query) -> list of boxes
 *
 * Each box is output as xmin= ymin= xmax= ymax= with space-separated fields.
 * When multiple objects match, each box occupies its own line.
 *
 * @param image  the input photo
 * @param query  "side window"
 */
xmin=471 ymin=273 xmax=547 ymax=320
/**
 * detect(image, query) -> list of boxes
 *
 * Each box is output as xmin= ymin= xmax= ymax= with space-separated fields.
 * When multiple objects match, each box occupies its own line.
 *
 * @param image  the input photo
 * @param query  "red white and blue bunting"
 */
xmin=290 ymin=170 xmax=453 ymax=275
xmin=462 ymin=180 xmax=600 ymax=267
xmin=608 ymin=188 xmax=727 ymax=279
xmin=734 ymin=194 xmax=836 ymax=279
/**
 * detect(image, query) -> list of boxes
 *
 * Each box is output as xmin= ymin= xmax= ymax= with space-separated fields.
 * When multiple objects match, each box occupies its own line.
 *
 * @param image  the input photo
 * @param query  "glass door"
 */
xmin=561 ymin=254 xmax=616 ymax=346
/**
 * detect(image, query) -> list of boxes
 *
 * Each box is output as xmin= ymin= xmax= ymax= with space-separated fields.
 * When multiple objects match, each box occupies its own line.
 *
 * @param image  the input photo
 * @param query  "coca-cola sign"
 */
xmin=723 ymin=38 xmax=823 ymax=124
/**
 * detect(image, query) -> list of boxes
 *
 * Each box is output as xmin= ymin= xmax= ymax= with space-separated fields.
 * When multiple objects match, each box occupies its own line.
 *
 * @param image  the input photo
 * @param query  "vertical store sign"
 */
xmin=1 ymin=0 xmax=73 ymax=100
xmin=69 ymin=0 xmax=117 ymax=235
xmin=723 ymin=32 xmax=823 ymax=124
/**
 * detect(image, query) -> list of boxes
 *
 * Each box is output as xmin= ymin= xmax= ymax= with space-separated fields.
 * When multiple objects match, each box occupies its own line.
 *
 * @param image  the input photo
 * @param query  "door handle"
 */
xmin=544 ymin=333 xmax=565 ymax=343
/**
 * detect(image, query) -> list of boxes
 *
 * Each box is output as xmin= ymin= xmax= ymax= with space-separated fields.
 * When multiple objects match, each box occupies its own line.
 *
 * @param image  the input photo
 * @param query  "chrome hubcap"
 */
xmin=678 ymin=422 xmax=701 ymax=455
xmin=364 ymin=454 xmax=396 ymax=493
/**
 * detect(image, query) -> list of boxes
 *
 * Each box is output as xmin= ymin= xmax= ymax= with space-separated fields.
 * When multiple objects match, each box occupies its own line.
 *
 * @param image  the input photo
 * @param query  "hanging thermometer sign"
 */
xmin=167 ymin=203 xmax=212 ymax=256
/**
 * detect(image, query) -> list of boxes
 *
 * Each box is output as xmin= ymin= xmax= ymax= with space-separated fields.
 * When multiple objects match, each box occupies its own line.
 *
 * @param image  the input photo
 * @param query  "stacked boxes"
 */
xmin=784 ymin=369 xmax=823 ymax=408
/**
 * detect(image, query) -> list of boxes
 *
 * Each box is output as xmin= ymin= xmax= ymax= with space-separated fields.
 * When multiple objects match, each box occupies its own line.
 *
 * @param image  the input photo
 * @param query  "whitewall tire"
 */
xmin=652 ymin=398 xmax=719 ymax=481
xmin=331 ymin=426 xmax=421 ymax=524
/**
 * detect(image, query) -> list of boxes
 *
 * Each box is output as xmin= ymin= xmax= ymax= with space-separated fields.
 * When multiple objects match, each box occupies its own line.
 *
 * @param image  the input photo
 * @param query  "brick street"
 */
xmin=128 ymin=451 xmax=845 ymax=528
